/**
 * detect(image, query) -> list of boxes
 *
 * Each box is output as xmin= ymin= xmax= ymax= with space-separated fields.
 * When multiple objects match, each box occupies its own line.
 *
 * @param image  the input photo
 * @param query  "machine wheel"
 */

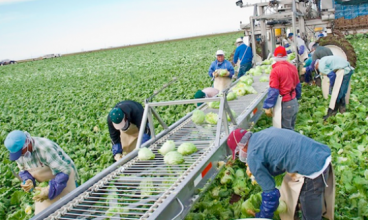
xmin=316 ymin=35 xmax=357 ymax=67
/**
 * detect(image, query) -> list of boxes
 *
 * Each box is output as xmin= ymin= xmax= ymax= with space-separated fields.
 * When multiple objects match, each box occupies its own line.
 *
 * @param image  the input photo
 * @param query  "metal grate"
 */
xmin=39 ymin=75 xmax=269 ymax=220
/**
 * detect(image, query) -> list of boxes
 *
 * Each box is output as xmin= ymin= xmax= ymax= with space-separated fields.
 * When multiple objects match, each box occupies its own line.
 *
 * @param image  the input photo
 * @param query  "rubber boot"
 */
xmin=323 ymin=106 xmax=339 ymax=121
xmin=339 ymin=99 xmax=346 ymax=114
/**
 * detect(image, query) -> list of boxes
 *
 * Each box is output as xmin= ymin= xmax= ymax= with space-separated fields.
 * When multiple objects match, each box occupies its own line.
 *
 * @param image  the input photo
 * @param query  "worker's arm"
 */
xmin=208 ymin=62 xmax=216 ymax=78
xmin=233 ymin=47 xmax=239 ymax=64
xmin=248 ymin=160 xmax=280 ymax=219
xmin=298 ymin=45 xmax=305 ymax=55
xmin=107 ymin=116 xmax=122 ymax=156
xmin=263 ymin=70 xmax=280 ymax=109
xmin=41 ymin=143 xmax=72 ymax=200
xmin=227 ymin=61 xmax=234 ymax=78
xmin=296 ymin=83 xmax=302 ymax=100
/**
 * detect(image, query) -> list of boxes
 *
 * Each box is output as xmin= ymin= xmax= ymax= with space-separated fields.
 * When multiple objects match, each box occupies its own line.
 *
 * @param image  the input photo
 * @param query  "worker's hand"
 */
xmin=264 ymin=108 xmax=273 ymax=117
xmin=213 ymin=71 xmax=219 ymax=77
xmin=21 ymin=179 xmax=34 ymax=192
xmin=247 ymin=210 xmax=256 ymax=217
xmin=33 ymin=186 xmax=50 ymax=202
xmin=246 ymin=165 xmax=252 ymax=177
xmin=301 ymin=67 xmax=306 ymax=75
xmin=114 ymin=153 xmax=123 ymax=161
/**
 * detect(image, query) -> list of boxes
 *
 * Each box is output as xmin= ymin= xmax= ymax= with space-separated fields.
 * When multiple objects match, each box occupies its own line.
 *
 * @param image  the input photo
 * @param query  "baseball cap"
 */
xmin=4 ymin=130 xmax=26 ymax=161
xmin=274 ymin=46 xmax=287 ymax=58
xmin=109 ymin=108 xmax=126 ymax=130
xmin=216 ymin=50 xmax=225 ymax=56
xmin=227 ymin=128 xmax=248 ymax=160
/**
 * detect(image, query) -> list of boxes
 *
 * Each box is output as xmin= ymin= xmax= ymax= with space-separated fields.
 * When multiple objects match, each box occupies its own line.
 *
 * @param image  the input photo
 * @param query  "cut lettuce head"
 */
xmin=158 ymin=140 xmax=176 ymax=156
xmin=192 ymin=110 xmax=205 ymax=124
xmin=164 ymin=151 xmax=185 ymax=165
xmin=138 ymin=148 xmax=155 ymax=160
xmin=205 ymin=112 xmax=219 ymax=124
xmin=177 ymin=142 xmax=198 ymax=155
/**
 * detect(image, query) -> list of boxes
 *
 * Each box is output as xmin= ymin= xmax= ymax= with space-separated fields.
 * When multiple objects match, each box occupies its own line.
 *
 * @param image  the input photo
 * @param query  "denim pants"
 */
xmin=238 ymin=62 xmax=252 ymax=78
xmin=299 ymin=165 xmax=330 ymax=220
xmin=281 ymin=98 xmax=299 ymax=130
xmin=336 ymin=70 xmax=353 ymax=104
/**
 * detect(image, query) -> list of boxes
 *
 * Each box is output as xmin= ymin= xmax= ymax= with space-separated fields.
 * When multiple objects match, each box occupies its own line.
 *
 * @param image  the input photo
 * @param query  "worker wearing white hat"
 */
xmin=4 ymin=130 xmax=79 ymax=214
xmin=108 ymin=100 xmax=151 ymax=161
xmin=233 ymin=38 xmax=253 ymax=78
xmin=235 ymin=38 xmax=243 ymax=47
xmin=208 ymin=50 xmax=234 ymax=92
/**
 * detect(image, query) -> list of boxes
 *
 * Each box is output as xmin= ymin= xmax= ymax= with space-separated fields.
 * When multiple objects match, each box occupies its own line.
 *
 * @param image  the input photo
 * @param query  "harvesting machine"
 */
xmin=235 ymin=0 xmax=367 ymax=68
xmin=30 ymin=1 xmax=367 ymax=220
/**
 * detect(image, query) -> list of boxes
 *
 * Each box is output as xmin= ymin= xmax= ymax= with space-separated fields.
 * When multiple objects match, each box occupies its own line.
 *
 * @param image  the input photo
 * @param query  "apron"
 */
xmin=29 ymin=166 xmax=76 ymax=215
xmin=119 ymin=123 xmax=139 ymax=156
xmin=279 ymin=166 xmax=335 ymax=220
xmin=272 ymin=95 xmax=283 ymax=128
xmin=213 ymin=67 xmax=232 ymax=92
xmin=321 ymin=69 xmax=351 ymax=108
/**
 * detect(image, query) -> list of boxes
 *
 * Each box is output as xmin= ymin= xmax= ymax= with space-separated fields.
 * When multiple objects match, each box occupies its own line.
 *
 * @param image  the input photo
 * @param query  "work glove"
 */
xmin=300 ymin=67 xmax=306 ymax=75
xmin=213 ymin=71 xmax=219 ymax=77
xmin=286 ymin=50 xmax=292 ymax=54
xmin=284 ymin=43 xmax=290 ymax=48
xmin=256 ymin=188 xmax=280 ymax=219
xmin=21 ymin=179 xmax=34 ymax=192
xmin=264 ymin=108 xmax=273 ymax=117
xmin=112 ymin=143 xmax=122 ymax=156
xmin=142 ymin=133 xmax=151 ymax=144
xmin=19 ymin=170 xmax=36 ymax=188
xmin=246 ymin=165 xmax=252 ymax=177
xmin=33 ymin=186 xmax=50 ymax=202
xmin=114 ymin=153 xmax=123 ymax=161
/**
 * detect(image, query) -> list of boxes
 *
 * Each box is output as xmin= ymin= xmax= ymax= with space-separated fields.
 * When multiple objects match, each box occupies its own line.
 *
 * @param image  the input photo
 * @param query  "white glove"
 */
xmin=21 ymin=179 xmax=34 ymax=192
xmin=33 ymin=186 xmax=50 ymax=202
xmin=114 ymin=153 xmax=123 ymax=161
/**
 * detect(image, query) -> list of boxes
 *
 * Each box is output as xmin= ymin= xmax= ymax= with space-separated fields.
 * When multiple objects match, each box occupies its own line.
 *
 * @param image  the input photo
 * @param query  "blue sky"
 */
xmin=0 ymin=0 xmax=254 ymax=60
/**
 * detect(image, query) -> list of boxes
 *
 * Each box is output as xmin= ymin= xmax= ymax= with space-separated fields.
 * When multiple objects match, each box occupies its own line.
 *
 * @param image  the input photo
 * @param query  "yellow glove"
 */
xmin=21 ymin=179 xmax=34 ymax=192
xmin=33 ymin=186 xmax=50 ymax=202
xmin=114 ymin=153 xmax=123 ymax=161
xmin=301 ymin=67 xmax=306 ymax=75
xmin=246 ymin=165 xmax=252 ymax=177
xmin=264 ymin=108 xmax=273 ymax=117
xmin=213 ymin=71 xmax=219 ymax=77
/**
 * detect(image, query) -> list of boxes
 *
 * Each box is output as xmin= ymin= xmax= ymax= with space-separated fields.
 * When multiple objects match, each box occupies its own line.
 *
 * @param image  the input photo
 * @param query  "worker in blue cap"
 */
xmin=108 ymin=100 xmax=150 ymax=161
xmin=4 ymin=130 xmax=79 ymax=214
xmin=286 ymin=33 xmax=308 ymax=60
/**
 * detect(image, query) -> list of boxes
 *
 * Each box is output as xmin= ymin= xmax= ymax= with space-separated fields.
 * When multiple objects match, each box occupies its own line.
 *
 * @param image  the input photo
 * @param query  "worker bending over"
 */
xmin=263 ymin=46 xmax=301 ymax=130
xmin=315 ymin=56 xmax=354 ymax=119
xmin=194 ymin=88 xmax=219 ymax=106
xmin=108 ymin=100 xmax=150 ymax=161
xmin=302 ymin=44 xmax=333 ymax=84
xmin=227 ymin=127 xmax=335 ymax=219
xmin=4 ymin=130 xmax=79 ymax=214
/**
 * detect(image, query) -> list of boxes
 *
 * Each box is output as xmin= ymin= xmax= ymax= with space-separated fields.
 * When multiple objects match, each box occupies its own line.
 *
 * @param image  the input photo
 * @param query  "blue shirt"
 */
xmin=233 ymin=44 xmax=253 ymax=65
xmin=247 ymin=127 xmax=331 ymax=192
xmin=208 ymin=60 xmax=234 ymax=78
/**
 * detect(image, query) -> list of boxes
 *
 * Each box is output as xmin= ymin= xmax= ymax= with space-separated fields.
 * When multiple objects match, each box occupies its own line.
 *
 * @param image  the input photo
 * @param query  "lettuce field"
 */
xmin=0 ymin=32 xmax=368 ymax=219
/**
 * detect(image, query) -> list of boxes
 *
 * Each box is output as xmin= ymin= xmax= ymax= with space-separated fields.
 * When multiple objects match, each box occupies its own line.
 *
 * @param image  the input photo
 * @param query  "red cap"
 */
xmin=227 ymin=128 xmax=248 ymax=160
xmin=274 ymin=46 xmax=287 ymax=58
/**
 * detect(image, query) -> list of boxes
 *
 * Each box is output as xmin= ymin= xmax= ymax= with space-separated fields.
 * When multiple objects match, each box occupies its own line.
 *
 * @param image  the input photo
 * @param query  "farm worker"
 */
xmin=4 ymin=130 xmax=79 ymax=215
xmin=233 ymin=38 xmax=253 ymax=78
xmin=235 ymin=38 xmax=243 ymax=47
xmin=286 ymin=33 xmax=308 ymax=61
xmin=315 ymin=56 xmax=354 ymax=119
xmin=301 ymin=44 xmax=333 ymax=83
xmin=263 ymin=46 xmax=301 ymax=130
xmin=227 ymin=127 xmax=335 ymax=220
xmin=208 ymin=50 xmax=234 ymax=92
xmin=194 ymin=88 xmax=219 ymax=106
xmin=108 ymin=100 xmax=151 ymax=161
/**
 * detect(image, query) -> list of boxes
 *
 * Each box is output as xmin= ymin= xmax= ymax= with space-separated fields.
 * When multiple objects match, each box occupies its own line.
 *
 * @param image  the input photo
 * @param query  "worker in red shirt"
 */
xmin=263 ymin=46 xmax=301 ymax=130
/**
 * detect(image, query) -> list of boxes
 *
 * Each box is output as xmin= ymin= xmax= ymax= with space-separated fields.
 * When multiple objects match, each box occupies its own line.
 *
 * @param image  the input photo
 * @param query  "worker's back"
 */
xmin=270 ymin=61 xmax=299 ymax=102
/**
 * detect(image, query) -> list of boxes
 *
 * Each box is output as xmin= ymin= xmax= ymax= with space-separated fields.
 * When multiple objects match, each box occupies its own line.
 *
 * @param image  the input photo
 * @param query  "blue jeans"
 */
xmin=299 ymin=165 xmax=330 ymax=220
xmin=336 ymin=70 xmax=353 ymax=103
xmin=238 ymin=62 xmax=252 ymax=78
xmin=281 ymin=98 xmax=299 ymax=130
